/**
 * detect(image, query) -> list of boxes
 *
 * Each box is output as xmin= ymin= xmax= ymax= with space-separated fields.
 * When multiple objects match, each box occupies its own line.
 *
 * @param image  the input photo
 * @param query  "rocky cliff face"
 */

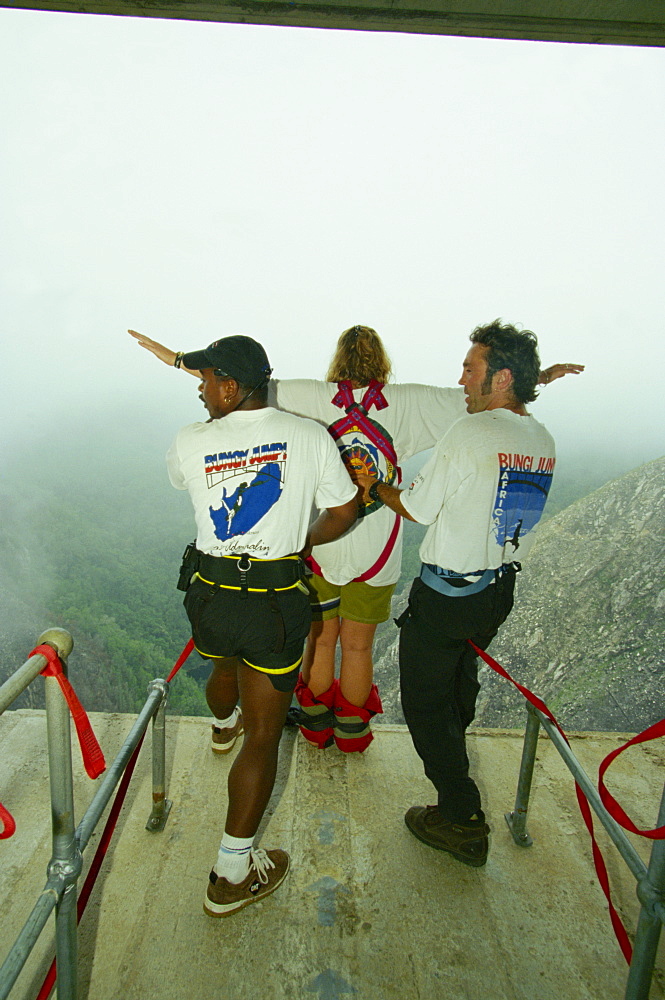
xmin=374 ymin=456 xmax=665 ymax=733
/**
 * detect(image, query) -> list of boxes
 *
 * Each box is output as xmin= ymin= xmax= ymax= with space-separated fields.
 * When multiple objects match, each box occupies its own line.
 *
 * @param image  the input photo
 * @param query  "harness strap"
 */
xmin=355 ymin=513 xmax=402 ymax=582
xmin=268 ymin=590 xmax=286 ymax=654
xmin=420 ymin=564 xmax=496 ymax=597
xmin=197 ymin=552 xmax=304 ymax=592
xmin=315 ymin=380 xmax=402 ymax=584
xmin=420 ymin=563 xmax=520 ymax=598
xmin=237 ymin=552 xmax=250 ymax=600
xmin=306 ymin=511 xmax=402 ymax=584
xmin=330 ymin=380 xmax=400 ymax=475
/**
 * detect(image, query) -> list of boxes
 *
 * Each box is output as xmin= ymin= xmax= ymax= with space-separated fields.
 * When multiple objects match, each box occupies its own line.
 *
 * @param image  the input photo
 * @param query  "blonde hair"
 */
xmin=325 ymin=325 xmax=393 ymax=385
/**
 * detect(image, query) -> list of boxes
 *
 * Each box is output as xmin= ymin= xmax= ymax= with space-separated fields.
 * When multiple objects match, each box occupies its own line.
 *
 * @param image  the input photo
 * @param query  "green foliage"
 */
xmin=0 ymin=408 xmax=208 ymax=717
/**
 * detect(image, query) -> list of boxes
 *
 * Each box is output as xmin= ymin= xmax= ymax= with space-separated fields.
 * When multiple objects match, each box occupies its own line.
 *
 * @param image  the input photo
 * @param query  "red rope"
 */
xmin=35 ymin=734 xmax=146 ymax=1000
xmin=598 ymin=718 xmax=665 ymax=839
xmin=34 ymin=639 xmax=194 ymax=1000
xmin=30 ymin=645 xmax=106 ymax=780
xmin=167 ymin=638 xmax=195 ymax=683
xmin=1 ymin=645 xmax=108 ymax=841
xmin=0 ymin=801 xmax=16 ymax=840
xmin=469 ymin=640 xmax=636 ymax=964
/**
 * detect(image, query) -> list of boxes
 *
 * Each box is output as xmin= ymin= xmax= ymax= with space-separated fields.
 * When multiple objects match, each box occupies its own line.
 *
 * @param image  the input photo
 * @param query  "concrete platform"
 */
xmin=1 ymin=710 xmax=664 ymax=1000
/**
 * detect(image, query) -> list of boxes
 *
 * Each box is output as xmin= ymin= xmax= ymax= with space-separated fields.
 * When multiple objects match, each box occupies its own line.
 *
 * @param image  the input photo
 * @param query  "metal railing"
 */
xmin=505 ymin=702 xmax=665 ymax=1000
xmin=0 ymin=628 xmax=173 ymax=1000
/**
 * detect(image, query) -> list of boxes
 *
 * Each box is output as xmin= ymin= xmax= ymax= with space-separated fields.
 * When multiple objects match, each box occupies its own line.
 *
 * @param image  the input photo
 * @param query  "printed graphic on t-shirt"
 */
xmin=204 ymin=442 xmax=287 ymax=540
xmin=333 ymin=420 xmax=397 ymax=519
xmin=493 ymin=452 xmax=555 ymax=550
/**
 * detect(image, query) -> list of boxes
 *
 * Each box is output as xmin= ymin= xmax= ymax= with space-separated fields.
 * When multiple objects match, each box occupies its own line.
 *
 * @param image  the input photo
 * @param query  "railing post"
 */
xmin=41 ymin=629 xmax=81 ymax=1000
xmin=145 ymin=679 xmax=172 ymax=833
xmin=505 ymin=702 xmax=541 ymax=847
xmin=624 ymin=781 xmax=665 ymax=1000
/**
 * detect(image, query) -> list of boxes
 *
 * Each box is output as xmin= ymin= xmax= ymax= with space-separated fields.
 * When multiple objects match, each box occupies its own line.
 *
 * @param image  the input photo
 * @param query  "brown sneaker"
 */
xmin=203 ymin=848 xmax=290 ymax=917
xmin=211 ymin=712 xmax=244 ymax=754
xmin=405 ymin=806 xmax=490 ymax=867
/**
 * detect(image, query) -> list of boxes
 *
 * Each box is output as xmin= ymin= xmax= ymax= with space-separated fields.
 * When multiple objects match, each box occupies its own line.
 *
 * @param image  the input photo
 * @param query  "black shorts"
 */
xmin=183 ymin=579 xmax=312 ymax=692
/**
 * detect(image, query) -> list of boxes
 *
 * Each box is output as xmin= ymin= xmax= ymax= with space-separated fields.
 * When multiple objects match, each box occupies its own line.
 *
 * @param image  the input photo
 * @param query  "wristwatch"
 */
xmin=368 ymin=481 xmax=382 ymax=503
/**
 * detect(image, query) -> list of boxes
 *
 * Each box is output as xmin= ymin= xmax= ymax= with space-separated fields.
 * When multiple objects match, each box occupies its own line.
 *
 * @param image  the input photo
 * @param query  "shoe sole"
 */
xmin=203 ymin=857 xmax=290 ymax=917
xmin=211 ymin=726 xmax=244 ymax=755
xmin=404 ymin=814 xmax=488 ymax=868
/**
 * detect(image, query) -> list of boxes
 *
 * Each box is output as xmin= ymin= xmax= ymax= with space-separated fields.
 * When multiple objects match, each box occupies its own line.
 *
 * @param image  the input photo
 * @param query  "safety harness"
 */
xmin=420 ymin=561 xmax=521 ymax=597
xmin=180 ymin=548 xmax=306 ymax=656
xmin=195 ymin=551 xmax=305 ymax=593
xmin=308 ymin=379 xmax=402 ymax=583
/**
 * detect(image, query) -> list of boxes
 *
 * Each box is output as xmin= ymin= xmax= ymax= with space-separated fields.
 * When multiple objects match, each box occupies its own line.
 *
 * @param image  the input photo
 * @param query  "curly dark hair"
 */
xmin=470 ymin=320 xmax=541 ymax=404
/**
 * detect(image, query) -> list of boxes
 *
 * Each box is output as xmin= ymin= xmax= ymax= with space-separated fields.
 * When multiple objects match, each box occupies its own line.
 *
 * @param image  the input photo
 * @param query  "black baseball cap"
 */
xmin=183 ymin=336 xmax=272 ymax=385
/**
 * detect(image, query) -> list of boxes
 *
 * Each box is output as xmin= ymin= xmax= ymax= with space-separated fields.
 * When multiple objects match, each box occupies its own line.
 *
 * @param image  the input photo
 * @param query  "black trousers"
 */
xmin=398 ymin=570 xmax=516 ymax=823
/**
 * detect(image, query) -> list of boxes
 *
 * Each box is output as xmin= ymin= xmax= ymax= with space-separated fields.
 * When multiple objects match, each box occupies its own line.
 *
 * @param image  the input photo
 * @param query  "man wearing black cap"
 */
xmin=167 ymin=335 xmax=358 ymax=917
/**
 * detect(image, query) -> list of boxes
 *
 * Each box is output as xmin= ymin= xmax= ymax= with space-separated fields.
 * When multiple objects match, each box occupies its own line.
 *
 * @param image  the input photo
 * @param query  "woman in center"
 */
xmin=269 ymin=325 xmax=466 ymax=752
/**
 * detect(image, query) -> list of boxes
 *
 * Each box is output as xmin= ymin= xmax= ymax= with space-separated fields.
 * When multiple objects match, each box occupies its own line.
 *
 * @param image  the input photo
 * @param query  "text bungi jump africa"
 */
xmin=493 ymin=451 xmax=555 ymax=551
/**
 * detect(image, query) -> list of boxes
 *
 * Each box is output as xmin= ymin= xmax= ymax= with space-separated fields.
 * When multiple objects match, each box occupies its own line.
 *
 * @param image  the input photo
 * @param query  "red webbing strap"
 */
xmin=167 ymin=638 xmax=195 ymax=683
xmin=598 ymin=719 xmax=665 ymax=839
xmin=305 ymin=513 xmax=401 ymax=584
xmin=329 ymin=380 xmax=401 ymax=476
xmin=355 ymin=513 xmax=401 ymax=582
xmin=35 ymin=639 xmax=193 ymax=1000
xmin=305 ymin=554 xmax=324 ymax=577
xmin=35 ymin=732 xmax=147 ymax=1000
xmin=30 ymin=645 xmax=106 ymax=780
xmin=306 ymin=514 xmax=401 ymax=583
xmin=0 ymin=801 xmax=16 ymax=840
xmin=305 ymin=381 xmax=402 ymax=584
xmin=468 ymin=640 xmax=634 ymax=964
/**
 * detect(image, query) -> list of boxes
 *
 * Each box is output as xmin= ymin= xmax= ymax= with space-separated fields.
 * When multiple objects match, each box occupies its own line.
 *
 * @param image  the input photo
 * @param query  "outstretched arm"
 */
xmin=127 ymin=329 xmax=200 ymax=377
xmin=538 ymin=363 xmax=585 ymax=385
xmin=129 ymin=328 xmax=583 ymax=389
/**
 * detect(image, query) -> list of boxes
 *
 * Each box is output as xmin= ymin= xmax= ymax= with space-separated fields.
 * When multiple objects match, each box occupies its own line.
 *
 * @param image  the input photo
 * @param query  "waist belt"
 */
xmin=197 ymin=552 xmax=304 ymax=593
xmin=420 ymin=562 xmax=517 ymax=598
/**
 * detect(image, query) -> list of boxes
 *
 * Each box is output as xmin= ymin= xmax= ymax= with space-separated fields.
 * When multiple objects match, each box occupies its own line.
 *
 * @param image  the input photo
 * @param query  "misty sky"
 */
xmin=1 ymin=10 xmax=664 ymax=467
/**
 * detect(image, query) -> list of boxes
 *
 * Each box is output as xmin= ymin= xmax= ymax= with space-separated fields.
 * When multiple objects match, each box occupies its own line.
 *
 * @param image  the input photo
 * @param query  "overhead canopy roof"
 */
xmin=0 ymin=0 xmax=664 ymax=47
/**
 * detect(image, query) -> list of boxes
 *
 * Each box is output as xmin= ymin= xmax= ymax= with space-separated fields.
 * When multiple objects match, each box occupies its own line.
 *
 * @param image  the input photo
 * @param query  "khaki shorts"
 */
xmin=306 ymin=572 xmax=396 ymax=625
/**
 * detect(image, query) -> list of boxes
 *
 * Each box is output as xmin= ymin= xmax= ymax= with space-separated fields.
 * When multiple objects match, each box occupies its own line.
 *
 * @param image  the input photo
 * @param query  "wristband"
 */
xmin=174 ymin=352 xmax=185 ymax=369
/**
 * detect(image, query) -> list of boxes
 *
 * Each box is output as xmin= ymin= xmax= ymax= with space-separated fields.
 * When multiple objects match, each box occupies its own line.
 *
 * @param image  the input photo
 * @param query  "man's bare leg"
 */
xmin=225 ymin=662 xmax=293 ymax=837
xmin=206 ymin=656 xmax=240 ymax=719
xmin=205 ymin=662 xmax=293 ymax=915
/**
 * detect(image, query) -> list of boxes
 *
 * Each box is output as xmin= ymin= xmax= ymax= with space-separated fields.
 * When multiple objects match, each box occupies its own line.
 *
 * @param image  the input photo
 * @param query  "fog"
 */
xmin=1 ymin=10 xmax=664 ymax=473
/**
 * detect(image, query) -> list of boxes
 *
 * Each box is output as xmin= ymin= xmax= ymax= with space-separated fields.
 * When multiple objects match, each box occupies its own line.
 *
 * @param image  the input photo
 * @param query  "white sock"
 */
xmin=214 ymin=832 xmax=253 ymax=884
xmin=214 ymin=706 xmax=239 ymax=729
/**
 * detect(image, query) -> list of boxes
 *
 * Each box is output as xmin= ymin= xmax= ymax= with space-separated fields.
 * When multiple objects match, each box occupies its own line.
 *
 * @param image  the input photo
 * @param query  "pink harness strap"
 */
xmin=308 ymin=381 xmax=403 ymax=584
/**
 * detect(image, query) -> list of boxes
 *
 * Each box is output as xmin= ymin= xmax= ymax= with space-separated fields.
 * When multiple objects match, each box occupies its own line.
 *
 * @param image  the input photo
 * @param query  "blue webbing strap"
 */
xmin=419 ymin=563 xmax=496 ymax=598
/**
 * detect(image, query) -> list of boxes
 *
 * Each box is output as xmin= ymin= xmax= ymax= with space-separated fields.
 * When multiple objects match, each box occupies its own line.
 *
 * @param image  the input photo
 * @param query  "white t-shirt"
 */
xmin=167 ymin=407 xmax=357 ymax=559
xmin=270 ymin=380 xmax=466 ymax=586
xmin=402 ymin=408 xmax=556 ymax=574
